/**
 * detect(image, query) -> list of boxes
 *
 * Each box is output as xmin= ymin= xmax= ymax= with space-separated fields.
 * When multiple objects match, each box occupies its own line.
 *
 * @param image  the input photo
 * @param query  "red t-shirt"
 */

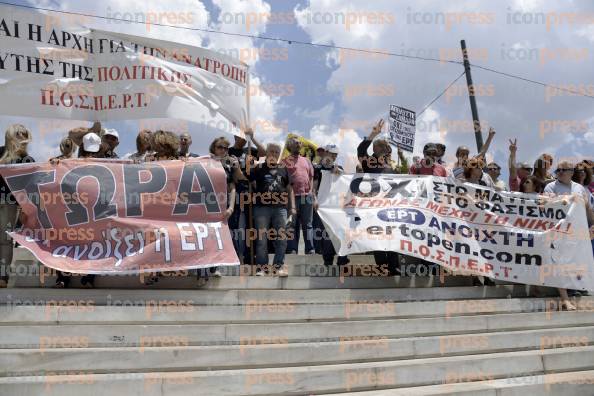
xmin=282 ymin=155 xmax=314 ymax=196
xmin=409 ymin=162 xmax=448 ymax=176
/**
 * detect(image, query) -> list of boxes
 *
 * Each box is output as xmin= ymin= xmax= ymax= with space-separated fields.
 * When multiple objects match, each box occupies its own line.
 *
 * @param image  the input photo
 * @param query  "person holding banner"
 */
xmin=435 ymin=144 xmax=446 ymax=165
xmin=313 ymin=144 xmax=349 ymax=267
xmin=486 ymin=162 xmax=507 ymax=191
xmin=533 ymin=153 xmax=555 ymax=188
xmin=55 ymin=137 xmax=76 ymax=160
xmin=228 ymin=128 xmax=265 ymax=265
xmin=179 ymin=133 xmax=199 ymax=158
xmin=545 ymin=161 xmax=594 ymax=301
xmin=0 ymin=125 xmax=34 ymax=288
xmin=50 ymin=131 xmax=104 ymax=288
xmin=463 ymin=157 xmax=488 ymax=186
xmin=146 ymin=130 xmax=180 ymax=161
xmin=573 ymin=161 xmax=594 ymax=208
xmin=101 ymin=129 xmax=120 ymax=159
xmin=357 ymin=119 xmax=409 ymax=275
xmin=126 ymin=130 xmax=153 ymax=161
xmin=250 ymin=143 xmax=295 ymax=276
xmin=409 ymin=143 xmax=447 ymax=176
xmin=452 ymin=127 xmax=496 ymax=179
xmin=357 ymin=119 xmax=408 ymax=174
xmin=518 ymin=172 xmax=580 ymax=310
xmin=195 ymin=136 xmax=240 ymax=282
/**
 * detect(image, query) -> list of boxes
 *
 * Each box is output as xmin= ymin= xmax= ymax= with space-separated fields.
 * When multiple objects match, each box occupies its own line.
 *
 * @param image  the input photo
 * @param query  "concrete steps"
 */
xmin=328 ymin=370 xmax=594 ymax=395
xmin=1 ymin=347 xmax=593 ymax=395
xmin=1 ymin=249 xmax=592 ymax=394
xmin=10 ymin=248 xmax=474 ymax=289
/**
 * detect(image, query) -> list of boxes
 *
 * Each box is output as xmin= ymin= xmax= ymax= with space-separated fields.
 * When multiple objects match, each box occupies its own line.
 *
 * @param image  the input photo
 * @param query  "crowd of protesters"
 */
xmin=0 ymin=120 xmax=592 ymax=311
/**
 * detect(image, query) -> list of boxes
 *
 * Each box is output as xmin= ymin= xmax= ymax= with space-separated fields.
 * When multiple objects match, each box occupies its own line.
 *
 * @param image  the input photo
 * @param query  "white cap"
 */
xmin=104 ymin=128 xmax=119 ymax=139
xmin=83 ymin=133 xmax=101 ymax=153
xmin=325 ymin=144 xmax=339 ymax=154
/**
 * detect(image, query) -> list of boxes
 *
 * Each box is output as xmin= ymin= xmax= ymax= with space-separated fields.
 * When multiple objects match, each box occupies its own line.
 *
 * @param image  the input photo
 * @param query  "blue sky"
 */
xmin=1 ymin=0 xmax=593 ymax=177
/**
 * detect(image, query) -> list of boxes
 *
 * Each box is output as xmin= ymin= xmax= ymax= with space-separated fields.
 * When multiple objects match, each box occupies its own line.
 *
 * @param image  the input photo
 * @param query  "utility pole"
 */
xmin=460 ymin=39 xmax=484 ymax=152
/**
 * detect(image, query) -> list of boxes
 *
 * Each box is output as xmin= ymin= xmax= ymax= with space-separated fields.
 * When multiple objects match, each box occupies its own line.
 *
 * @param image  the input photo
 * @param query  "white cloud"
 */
xmin=295 ymin=0 xmax=594 ymax=172
xmin=309 ymin=124 xmax=361 ymax=172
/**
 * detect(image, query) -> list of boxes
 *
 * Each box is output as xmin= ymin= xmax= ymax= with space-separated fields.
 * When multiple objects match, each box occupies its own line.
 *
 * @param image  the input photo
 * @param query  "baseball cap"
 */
xmin=103 ymin=128 xmax=119 ymax=139
xmin=325 ymin=144 xmax=339 ymax=154
xmin=83 ymin=133 xmax=101 ymax=153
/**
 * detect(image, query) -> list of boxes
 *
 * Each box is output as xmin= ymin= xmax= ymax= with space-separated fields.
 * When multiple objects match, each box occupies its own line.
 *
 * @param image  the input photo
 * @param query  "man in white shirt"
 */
xmin=544 ymin=161 xmax=594 ymax=216
xmin=544 ymin=161 xmax=594 ymax=299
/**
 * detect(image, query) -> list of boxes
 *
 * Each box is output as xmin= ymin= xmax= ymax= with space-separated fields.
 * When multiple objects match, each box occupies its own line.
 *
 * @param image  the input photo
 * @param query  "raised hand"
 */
xmin=508 ymin=138 xmax=517 ymax=153
xmin=370 ymin=118 xmax=385 ymax=139
xmin=488 ymin=127 xmax=496 ymax=138
xmin=90 ymin=121 xmax=101 ymax=133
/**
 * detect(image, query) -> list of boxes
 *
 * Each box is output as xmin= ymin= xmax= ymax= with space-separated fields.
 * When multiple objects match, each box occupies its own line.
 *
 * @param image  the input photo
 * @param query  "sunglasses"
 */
xmin=520 ymin=167 xmax=533 ymax=172
xmin=487 ymin=167 xmax=500 ymax=171
xmin=216 ymin=145 xmax=229 ymax=150
xmin=557 ymin=168 xmax=574 ymax=172
xmin=574 ymin=169 xmax=585 ymax=173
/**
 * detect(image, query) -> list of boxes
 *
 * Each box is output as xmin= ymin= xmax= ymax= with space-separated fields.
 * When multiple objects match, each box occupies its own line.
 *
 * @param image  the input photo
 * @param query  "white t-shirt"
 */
xmin=544 ymin=180 xmax=590 ymax=200
xmin=493 ymin=179 xmax=507 ymax=191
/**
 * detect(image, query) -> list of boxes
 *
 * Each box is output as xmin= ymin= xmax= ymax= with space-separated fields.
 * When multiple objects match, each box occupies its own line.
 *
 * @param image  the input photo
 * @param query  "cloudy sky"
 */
xmin=1 ymin=0 xmax=593 ymax=176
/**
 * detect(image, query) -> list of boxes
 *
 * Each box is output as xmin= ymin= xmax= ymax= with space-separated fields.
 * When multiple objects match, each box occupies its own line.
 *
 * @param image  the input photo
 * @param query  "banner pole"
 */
xmin=246 ymin=71 xmax=254 ymax=267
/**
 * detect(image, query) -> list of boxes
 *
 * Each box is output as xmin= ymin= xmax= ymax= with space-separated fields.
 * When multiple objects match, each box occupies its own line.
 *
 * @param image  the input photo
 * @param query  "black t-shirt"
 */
xmin=0 ymin=146 xmax=35 ymax=204
xmin=249 ymin=162 xmax=290 ymax=207
xmin=229 ymin=146 xmax=258 ymax=192
xmin=103 ymin=150 xmax=119 ymax=159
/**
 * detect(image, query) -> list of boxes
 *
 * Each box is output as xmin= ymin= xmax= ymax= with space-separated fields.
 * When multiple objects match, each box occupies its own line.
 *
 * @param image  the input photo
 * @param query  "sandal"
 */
xmin=560 ymin=300 xmax=577 ymax=311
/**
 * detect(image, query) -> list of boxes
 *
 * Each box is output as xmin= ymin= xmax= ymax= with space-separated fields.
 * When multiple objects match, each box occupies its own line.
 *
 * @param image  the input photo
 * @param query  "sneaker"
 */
xmin=276 ymin=266 xmax=289 ymax=277
xmin=211 ymin=270 xmax=222 ymax=278
xmin=306 ymin=250 xmax=315 ymax=255
xmin=286 ymin=250 xmax=297 ymax=254
xmin=255 ymin=269 xmax=265 ymax=277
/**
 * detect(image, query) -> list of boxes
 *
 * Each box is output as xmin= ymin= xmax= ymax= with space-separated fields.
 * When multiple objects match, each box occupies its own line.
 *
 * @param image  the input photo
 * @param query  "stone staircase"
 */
xmin=0 ymin=248 xmax=593 ymax=395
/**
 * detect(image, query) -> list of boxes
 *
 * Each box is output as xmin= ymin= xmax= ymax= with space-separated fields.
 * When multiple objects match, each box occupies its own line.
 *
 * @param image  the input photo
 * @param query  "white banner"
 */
xmin=0 ymin=5 xmax=249 ymax=134
xmin=388 ymin=105 xmax=415 ymax=152
xmin=317 ymin=172 xmax=594 ymax=291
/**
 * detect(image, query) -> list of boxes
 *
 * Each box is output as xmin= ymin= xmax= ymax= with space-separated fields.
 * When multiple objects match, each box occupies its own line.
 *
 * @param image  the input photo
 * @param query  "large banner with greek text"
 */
xmin=0 ymin=158 xmax=239 ymax=274
xmin=0 ymin=4 xmax=249 ymax=135
xmin=317 ymin=172 xmax=594 ymax=291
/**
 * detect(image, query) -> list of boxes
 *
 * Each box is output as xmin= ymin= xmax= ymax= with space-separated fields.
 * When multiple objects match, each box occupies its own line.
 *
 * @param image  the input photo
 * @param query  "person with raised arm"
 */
xmin=357 ymin=119 xmax=408 ymax=174
xmin=228 ymin=127 xmax=264 ymax=265
xmin=452 ymin=127 xmax=496 ymax=179
xmin=249 ymin=143 xmax=296 ymax=277
xmin=356 ymin=119 xmax=409 ymax=276
xmin=508 ymin=138 xmax=532 ymax=192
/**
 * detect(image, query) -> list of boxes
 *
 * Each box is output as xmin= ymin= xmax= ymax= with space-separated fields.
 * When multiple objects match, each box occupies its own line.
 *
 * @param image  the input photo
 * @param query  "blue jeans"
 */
xmin=254 ymin=206 xmax=287 ymax=267
xmin=287 ymin=194 xmax=314 ymax=253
